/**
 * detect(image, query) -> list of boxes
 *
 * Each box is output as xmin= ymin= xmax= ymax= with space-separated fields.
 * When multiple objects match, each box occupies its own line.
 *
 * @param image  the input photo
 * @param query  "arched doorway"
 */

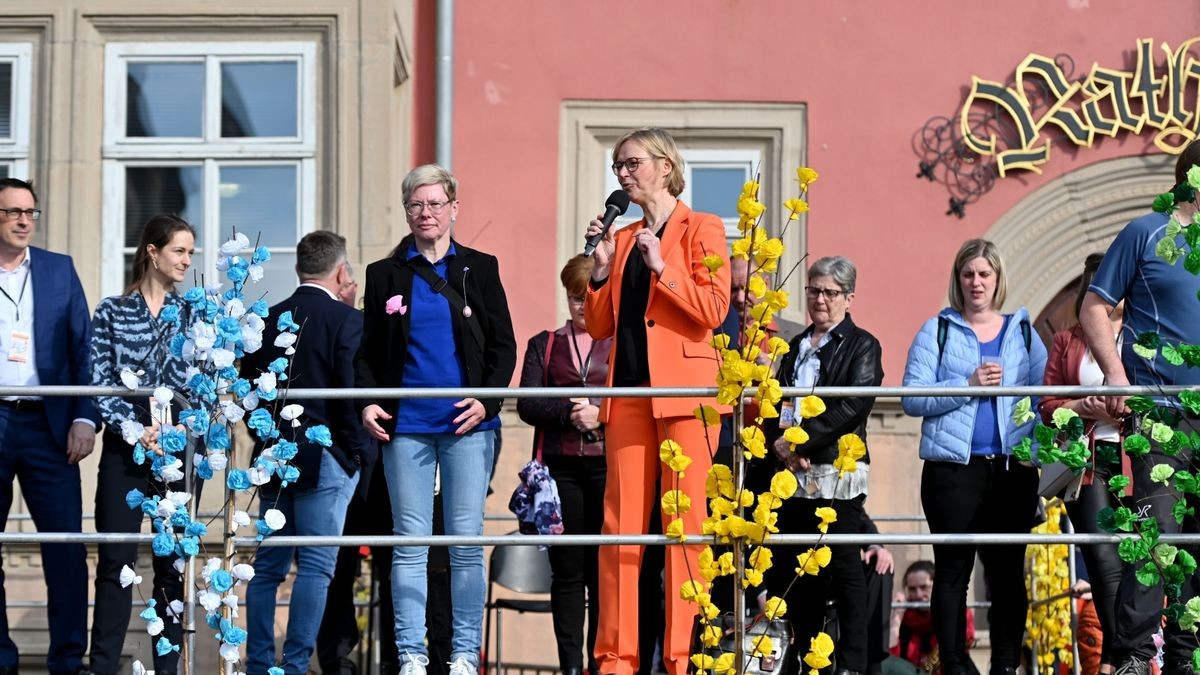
xmin=983 ymin=154 xmax=1175 ymax=344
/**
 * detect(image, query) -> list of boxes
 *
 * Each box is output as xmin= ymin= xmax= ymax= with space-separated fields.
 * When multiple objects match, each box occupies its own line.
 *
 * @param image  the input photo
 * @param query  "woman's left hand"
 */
xmin=452 ymin=397 xmax=486 ymax=435
xmin=633 ymin=228 xmax=665 ymax=276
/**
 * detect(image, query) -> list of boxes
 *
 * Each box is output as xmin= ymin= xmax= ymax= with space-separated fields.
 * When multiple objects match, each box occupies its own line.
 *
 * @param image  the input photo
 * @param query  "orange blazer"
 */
xmin=585 ymin=200 xmax=732 ymax=421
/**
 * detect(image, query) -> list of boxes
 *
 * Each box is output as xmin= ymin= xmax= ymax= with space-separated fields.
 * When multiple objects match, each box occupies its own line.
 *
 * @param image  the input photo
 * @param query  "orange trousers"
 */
xmin=595 ymin=396 xmax=714 ymax=675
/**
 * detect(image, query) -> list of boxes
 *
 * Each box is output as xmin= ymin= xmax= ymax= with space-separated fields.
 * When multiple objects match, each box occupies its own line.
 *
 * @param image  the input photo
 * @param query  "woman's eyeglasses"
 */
xmin=805 ymin=286 xmax=846 ymax=300
xmin=405 ymin=200 xmax=450 ymax=215
xmin=611 ymin=157 xmax=653 ymax=175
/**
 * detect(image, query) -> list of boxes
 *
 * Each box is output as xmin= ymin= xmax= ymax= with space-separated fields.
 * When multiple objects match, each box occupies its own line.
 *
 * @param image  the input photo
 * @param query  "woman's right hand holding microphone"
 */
xmin=585 ymin=214 xmax=617 ymax=281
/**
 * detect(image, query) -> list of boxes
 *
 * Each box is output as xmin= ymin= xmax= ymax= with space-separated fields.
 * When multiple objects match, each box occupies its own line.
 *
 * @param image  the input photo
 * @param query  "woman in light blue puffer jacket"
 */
xmin=901 ymin=239 xmax=1047 ymax=675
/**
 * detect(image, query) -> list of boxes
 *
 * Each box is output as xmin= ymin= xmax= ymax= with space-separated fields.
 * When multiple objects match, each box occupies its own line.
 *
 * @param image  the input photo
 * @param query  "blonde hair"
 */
xmin=401 ymin=164 xmax=457 ymax=203
xmin=948 ymin=238 xmax=1007 ymax=312
xmin=611 ymin=127 xmax=685 ymax=197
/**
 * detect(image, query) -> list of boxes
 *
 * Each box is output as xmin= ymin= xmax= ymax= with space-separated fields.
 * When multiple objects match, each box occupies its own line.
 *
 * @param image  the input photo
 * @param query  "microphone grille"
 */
xmin=605 ymin=189 xmax=631 ymax=215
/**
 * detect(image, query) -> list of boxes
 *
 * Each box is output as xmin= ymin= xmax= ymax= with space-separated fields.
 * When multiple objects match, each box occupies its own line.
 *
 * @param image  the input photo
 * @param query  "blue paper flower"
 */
xmin=169 ymin=333 xmax=186 ymax=358
xmin=179 ymin=409 xmax=209 ymax=436
xmin=305 ymin=425 xmax=333 ymax=448
xmin=159 ymin=304 xmax=181 ymax=325
xmin=274 ymin=440 xmax=299 ymax=461
xmin=229 ymin=378 xmax=252 ymax=400
xmin=250 ymin=299 xmax=270 ymax=318
xmin=206 ymin=424 xmax=231 ymax=451
xmin=269 ymin=667 xmax=285 ymax=675
xmin=226 ymin=469 xmax=251 ymax=492
xmin=268 ymin=357 xmax=288 ymax=375
xmin=252 ymin=246 xmax=272 ymax=265
xmin=210 ymin=569 xmax=234 ymax=593
xmin=277 ymin=311 xmax=300 ymax=332
xmin=280 ymin=465 xmax=300 ymax=486
xmin=139 ymin=603 xmax=159 ymax=621
xmin=247 ymin=408 xmax=276 ymax=440
xmin=255 ymin=519 xmax=276 ymax=539
xmin=151 ymin=532 xmax=176 ymax=557
xmin=256 ymin=387 xmax=278 ymax=403
xmin=155 ymin=637 xmax=180 ymax=656
xmin=220 ymin=618 xmax=248 ymax=646
xmin=179 ymin=536 xmax=200 ymax=558
xmin=125 ymin=488 xmax=146 ymax=511
xmin=185 ymin=521 xmax=208 ymax=537
xmin=196 ymin=458 xmax=213 ymax=480
xmin=170 ymin=507 xmax=191 ymax=529
xmin=132 ymin=443 xmax=146 ymax=466
xmin=183 ymin=287 xmax=205 ymax=305
xmin=216 ymin=316 xmax=242 ymax=344
xmin=140 ymin=496 xmax=161 ymax=517
xmin=159 ymin=427 xmax=187 ymax=455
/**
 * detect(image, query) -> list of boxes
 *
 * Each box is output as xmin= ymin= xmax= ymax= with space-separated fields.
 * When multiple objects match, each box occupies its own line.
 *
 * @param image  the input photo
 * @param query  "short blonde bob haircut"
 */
xmin=948 ymin=238 xmax=1007 ymax=312
xmin=611 ymin=127 xmax=686 ymax=197
xmin=402 ymin=163 xmax=458 ymax=204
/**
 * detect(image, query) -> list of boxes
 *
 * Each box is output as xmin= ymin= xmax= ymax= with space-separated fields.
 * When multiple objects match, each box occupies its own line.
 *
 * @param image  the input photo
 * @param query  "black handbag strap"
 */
xmin=411 ymin=262 xmax=485 ymax=349
xmin=533 ymin=330 xmax=556 ymax=463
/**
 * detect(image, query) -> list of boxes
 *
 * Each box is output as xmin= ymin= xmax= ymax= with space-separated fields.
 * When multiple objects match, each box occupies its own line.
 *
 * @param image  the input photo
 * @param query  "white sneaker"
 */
xmin=400 ymin=653 xmax=430 ymax=675
xmin=447 ymin=656 xmax=478 ymax=675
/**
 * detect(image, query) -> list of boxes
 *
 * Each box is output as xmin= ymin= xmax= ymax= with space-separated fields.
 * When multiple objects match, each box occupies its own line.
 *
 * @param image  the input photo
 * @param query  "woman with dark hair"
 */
xmin=1039 ymin=252 xmax=1128 ymax=674
xmin=517 ymin=254 xmax=613 ymax=675
xmin=583 ymin=127 xmax=730 ymax=675
xmin=355 ymin=164 xmax=516 ymax=675
xmin=89 ymin=214 xmax=195 ymax=675
xmin=901 ymin=239 xmax=1047 ymax=675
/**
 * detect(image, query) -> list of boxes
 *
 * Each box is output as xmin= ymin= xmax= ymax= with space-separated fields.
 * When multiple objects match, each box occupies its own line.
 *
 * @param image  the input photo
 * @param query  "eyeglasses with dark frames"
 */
xmin=0 ymin=208 xmax=40 ymax=221
xmin=805 ymin=286 xmax=846 ymax=300
xmin=611 ymin=157 xmax=653 ymax=175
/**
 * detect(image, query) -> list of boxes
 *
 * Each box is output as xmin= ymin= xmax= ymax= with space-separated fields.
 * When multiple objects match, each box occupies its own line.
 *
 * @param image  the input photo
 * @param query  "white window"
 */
xmin=605 ymin=148 xmax=762 ymax=240
xmin=101 ymin=42 xmax=317 ymax=301
xmin=0 ymin=43 xmax=32 ymax=181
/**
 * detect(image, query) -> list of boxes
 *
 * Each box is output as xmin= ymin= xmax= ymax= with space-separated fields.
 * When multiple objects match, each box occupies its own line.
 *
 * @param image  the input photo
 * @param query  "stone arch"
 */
xmin=984 ymin=154 xmax=1175 ymax=318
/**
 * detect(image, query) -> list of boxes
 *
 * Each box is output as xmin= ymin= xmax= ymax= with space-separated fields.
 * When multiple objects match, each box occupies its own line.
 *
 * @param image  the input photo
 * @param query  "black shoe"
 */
xmin=1115 ymin=657 xmax=1151 ymax=675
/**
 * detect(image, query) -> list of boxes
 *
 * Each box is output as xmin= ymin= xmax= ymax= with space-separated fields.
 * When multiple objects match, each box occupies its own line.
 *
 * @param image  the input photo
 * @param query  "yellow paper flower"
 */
xmin=700 ymin=602 xmax=720 ymax=620
xmin=783 ymin=197 xmax=810 ymax=219
xmin=700 ymin=625 xmax=722 ymax=648
xmin=814 ymin=506 xmax=838 ymax=534
xmin=713 ymin=652 xmax=735 ymax=674
xmin=758 ymin=399 xmax=778 ymax=419
xmin=754 ymin=238 xmax=784 ymax=273
xmin=803 ymin=632 xmax=834 ymax=669
xmin=690 ymin=654 xmax=715 ymax=671
xmin=837 ymin=433 xmax=866 ymax=460
xmin=833 ymin=455 xmax=858 ymax=476
xmin=751 ymin=635 xmax=774 ymax=657
xmin=764 ymin=596 xmax=788 ymax=619
xmin=742 ymin=568 xmax=763 ymax=588
xmin=748 ymin=545 xmax=773 ymax=571
xmin=795 ymin=546 xmax=832 ymax=576
xmin=746 ymin=274 xmax=768 ymax=300
xmin=659 ymin=439 xmax=682 ymax=462
xmin=665 ymin=452 xmax=692 ymax=474
xmin=731 ymin=227 xmax=766 ymax=260
xmin=799 ymin=395 xmax=826 ymax=419
xmin=698 ymin=546 xmax=719 ymax=582
xmin=665 ymin=518 xmax=687 ymax=542
xmin=661 ymin=490 xmax=692 ymax=516
xmin=717 ymin=551 xmax=736 ymax=576
xmin=702 ymin=254 xmax=724 ymax=274
xmin=757 ymin=377 xmax=782 ymax=405
xmin=679 ymin=579 xmax=705 ymax=601
xmin=694 ymin=405 xmax=721 ymax=427
xmin=767 ymin=336 xmax=790 ymax=357
xmin=796 ymin=167 xmax=820 ymax=191
xmin=764 ymin=289 xmax=789 ymax=312
xmin=709 ymin=497 xmax=735 ymax=517
xmin=711 ymin=333 xmax=731 ymax=350
xmin=782 ymin=425 xmax=810 ymax=447
xmin=736 ymin=196 xmax=766 ymax=221
xmin=705 ymin=464 xmax=735 ymax=499
xmin=740 ymin=179 xmax=760 ymax=199
xmin=752 ymin=505 xmax=779 ymax=532
xmin=741 ymin=426 xmax=767 ymax=459
xmin=770 ymin=470 xmax=798 ymax=499
xmin=738 ymin=488 xmax=756 ymax=508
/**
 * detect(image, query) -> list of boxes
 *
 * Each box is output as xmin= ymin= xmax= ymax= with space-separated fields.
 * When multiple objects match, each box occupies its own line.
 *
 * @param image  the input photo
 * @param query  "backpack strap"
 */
xmin=411 ymin=262 xmax=486 ymax=350
xmin=533 ymin=330 xmax=556 ymax=463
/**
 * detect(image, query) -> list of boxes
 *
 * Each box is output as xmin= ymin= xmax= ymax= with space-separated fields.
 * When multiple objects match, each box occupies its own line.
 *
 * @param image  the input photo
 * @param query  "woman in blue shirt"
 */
xmin=89 ymin=214 xmax=195 ymax=675
xmin=355 ymin=164 xmax=517 ymax=675
xmin=901 ymin=239 xmax=1046 ymax=675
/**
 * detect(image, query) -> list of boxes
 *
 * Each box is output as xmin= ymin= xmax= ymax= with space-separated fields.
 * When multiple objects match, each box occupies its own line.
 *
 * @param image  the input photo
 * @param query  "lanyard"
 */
xmin=567 ymin=322 xmax=593 ymax=385
xmin=0 ymin=268 xmax=30 ymax=324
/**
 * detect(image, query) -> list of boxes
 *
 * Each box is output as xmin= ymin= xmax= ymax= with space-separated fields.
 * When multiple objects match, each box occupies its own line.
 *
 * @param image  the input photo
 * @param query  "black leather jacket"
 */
xmin=764 ymin=313 xmax=883 ymax=465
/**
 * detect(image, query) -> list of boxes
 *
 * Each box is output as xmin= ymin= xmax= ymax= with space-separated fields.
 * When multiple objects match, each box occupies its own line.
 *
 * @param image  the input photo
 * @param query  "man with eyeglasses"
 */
xmin=0 ymin=177 xmax=98 ymax=675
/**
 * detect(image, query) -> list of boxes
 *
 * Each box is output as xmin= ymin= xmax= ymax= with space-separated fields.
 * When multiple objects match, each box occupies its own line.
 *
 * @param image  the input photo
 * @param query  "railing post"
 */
xmin=731 ymin=399 xmax=746 ymax=675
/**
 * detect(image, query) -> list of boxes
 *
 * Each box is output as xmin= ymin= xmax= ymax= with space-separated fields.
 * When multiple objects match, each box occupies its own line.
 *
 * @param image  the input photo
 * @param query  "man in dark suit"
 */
xmin=0 ymin=178 xmax=98 ymax=675
xmin=242 ymin=231 xmax=371 ymax=675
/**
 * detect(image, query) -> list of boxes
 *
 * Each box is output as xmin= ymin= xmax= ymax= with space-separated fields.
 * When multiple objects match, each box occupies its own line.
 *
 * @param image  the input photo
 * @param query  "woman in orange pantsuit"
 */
xmin=584 ymin=127 xmax=731 ymax=675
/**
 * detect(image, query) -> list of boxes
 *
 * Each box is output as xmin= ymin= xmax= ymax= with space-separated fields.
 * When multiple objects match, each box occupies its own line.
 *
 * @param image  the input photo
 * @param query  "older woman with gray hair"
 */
xmin=762 ymin=255 xmax=884 ymax=675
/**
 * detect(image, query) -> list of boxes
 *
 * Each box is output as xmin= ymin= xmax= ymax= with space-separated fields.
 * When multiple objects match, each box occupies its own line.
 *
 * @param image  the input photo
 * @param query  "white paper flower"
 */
xmin=208 ymin=452 xmax=229 ymax=472
xmin=120 ymin=420 xmax=146 ymax=447
xmin=255 ymin=372 xmax=277 ymax=394
xmin=167 ymin=599 xmax=184 ymax=620
xmin=165 ymin=491 xmax=192 ymax=508
xmin=274 ymin=332 xmax=298 ymax=350
xmin=159 ymin=458 xmax=185 ymax=483
xmin=198 ymin=590 xmax=222 ymax=612
xmin=119 ymin=368 xmax=141 ymax=390
xmin=247 ymin=467 xmax=271 ymax=486
xmin=210 ymin=348 xmax=237 ymax=369
xmin=219 ymin=643 xmax=241 ymax=663
xmin=119 ymin=565 xmax=142 ymax=588
xmin=191 ymin=322 xmax=217 ymax=351
xmin=173 ymin=558 xmax=185 ymax=574
xmin=220 ymin=233 xmax=251 ymax=256
xmin=131 ymin=661 xmax=147 ymax=675
xmin=152 ymin=386 xmax=174 ymax=407
xmin=222 ymin=593 xmax=241 ymax=613
xmin=248 ymin=264 xmax=264 ymax=282
xmin=232 ymin=510 xmax=251 ymax=528
xmin=156 ymin=500 xmax=176 ymax=520
xmin=280 ymin=404 xmax=304 ymax=427
xmin=263 ymin=508 xmax=287 ymax=531
xmin=231 ymin=563 xmax=256 ymax=582
xmin=220 ymin=401 xmax=246 ymax=423
xmin=145 ymin=617 xmax=164 ymax=636
xmin=242 ymin=391 xmax=261 ymax=411
xmin=202 ymin=557 xmax=223 ymax=579
xmin=225 ymin=298 xmax=246 ymax=318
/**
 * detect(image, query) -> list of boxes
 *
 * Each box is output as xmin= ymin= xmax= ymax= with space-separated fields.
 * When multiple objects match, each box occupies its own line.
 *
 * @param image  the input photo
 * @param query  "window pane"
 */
xmin=221 ymin=62 xmax=298 ymax=138
xmin=219 ymin=165 xmax=297 ymax=247
xmin=0 ymin=164 xmax=8 ymax=180
xmin=0 ymin=62 xmax=11 ymax=139
xmin=691 ymin=167 xmax=748 ymax=219
xmin=248 ymin=251 xmax=298 ymax=307
xmin=126 ymin=62 xmax=204 ymax=137
xmin=124 ymin=166 xmax=204 ymax=248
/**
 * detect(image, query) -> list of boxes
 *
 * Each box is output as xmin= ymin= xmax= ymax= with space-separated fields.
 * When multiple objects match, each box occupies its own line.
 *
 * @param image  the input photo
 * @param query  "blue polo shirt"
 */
xmin=1090 ymin=211 xmax=1200 ymax=399
xmin=396 ymin=244 xmax=500 ymax=434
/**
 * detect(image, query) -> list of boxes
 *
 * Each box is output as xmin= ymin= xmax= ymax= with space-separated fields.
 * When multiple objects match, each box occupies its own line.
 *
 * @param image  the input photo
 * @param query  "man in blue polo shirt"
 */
xmin=1080 ymin=142 xmax=1200 ymax=675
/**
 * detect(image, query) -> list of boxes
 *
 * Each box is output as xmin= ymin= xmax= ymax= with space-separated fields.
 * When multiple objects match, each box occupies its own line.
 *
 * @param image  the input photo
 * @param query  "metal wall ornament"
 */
xmin=918 ymin=38 xmax=1200 ymax=217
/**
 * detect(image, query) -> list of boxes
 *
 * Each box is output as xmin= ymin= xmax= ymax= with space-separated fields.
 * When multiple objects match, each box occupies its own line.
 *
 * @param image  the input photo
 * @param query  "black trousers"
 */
xmin=91 ymin=432 xmax=188 ymax=675
xmin=544 ymin=454 xmax=606 ymax=672
xmin=920 ymin=457 xmax=1038 ymax=674
xmin=766 ymin=493 xmax=870 ymax=674
xmin=1111 ymin=447 xmax=1200 ymax=664
xmin=1063 ymin=442 xmax=1125 ymax=668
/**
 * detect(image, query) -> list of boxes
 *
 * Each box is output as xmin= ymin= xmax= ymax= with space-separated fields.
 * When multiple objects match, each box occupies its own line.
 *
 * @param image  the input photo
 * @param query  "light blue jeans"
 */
xmin=246 ymin=451 xmax=359 ymax=675
xmin=382 ymin=430 xmax=495 ymax=667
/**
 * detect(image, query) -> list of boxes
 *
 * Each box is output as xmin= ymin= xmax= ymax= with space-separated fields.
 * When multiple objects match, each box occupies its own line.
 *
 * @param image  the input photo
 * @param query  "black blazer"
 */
xmin=354 ymin=236 xmax=517 ymax=423
xmin=240 ymin=285 xmax=372 ymax=488
xmin=764 ymin=313 xmax=884 ymax=465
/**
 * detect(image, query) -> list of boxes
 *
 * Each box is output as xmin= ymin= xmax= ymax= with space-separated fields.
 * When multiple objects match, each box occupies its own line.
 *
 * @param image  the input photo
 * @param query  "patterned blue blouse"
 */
xmin=90 ymin=292 xmax=190 ymax=429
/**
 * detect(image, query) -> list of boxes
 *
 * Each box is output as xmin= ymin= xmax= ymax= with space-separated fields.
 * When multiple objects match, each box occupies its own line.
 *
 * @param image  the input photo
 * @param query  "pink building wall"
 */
xmin=415 ymin=0 xmax=1200 ymax=382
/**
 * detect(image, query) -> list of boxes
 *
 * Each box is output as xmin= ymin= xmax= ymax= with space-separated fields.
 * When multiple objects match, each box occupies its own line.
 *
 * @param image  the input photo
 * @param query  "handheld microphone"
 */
xmin=582 ymin=190 xmax=631 ymax=256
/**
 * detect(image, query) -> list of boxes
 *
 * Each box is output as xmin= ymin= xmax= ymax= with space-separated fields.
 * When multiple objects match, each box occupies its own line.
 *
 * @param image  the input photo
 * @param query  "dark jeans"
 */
xmin=1063 ymin=442 xmax=1124 ymax=668
xmin=91 ymin=432 xmax=189 ymax=674
xmin=766 ymin=494 xmax=869 ymax=674
xmin=544 ymin=454 xmax=606 ymax=672
xmin=1111 ymin=447 xmax=1200 ymax=664
xmin=0 ymin=404 xmax=87 ymax=675
xmin=921 ymin=456 xmax=1038 ymax=673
